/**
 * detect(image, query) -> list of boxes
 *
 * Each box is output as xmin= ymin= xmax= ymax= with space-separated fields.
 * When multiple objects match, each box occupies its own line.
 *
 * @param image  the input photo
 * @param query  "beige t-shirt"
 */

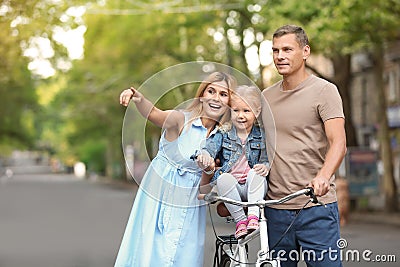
xmin=261 ymin=75 xmax=344 ymax=209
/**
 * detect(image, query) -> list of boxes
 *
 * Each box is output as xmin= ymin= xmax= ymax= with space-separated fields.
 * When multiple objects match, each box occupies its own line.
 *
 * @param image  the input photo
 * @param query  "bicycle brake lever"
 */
xmin=204 ymin=191 xmax=218 ymax=204
xmin=305 ymin=187 xmax=326 ymax=207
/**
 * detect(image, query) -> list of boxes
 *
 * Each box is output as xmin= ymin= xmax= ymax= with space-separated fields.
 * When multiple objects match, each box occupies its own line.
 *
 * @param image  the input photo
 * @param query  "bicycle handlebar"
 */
xmin=202 ymin=187 xmax=325 ymax=207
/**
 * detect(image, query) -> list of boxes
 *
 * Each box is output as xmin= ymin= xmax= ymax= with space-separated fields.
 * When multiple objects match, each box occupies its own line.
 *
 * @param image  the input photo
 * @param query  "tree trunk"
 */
xmin=371 ymin=45 xmax=398 ymax=212
xmin=331 ymin=54 xmax=358 ymax=147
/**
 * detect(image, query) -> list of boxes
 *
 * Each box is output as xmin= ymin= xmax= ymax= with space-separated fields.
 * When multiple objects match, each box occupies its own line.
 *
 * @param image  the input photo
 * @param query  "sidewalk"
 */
xmin=349 ymin=210 xmax=400 ymax=227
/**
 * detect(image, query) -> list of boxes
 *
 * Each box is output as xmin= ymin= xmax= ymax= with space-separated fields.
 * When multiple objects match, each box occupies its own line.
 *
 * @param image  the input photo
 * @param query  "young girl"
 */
xmin=116 ymin=72 xmax=236 ymax=267
xmin=196 ymin=85 xmax=269 ymax=239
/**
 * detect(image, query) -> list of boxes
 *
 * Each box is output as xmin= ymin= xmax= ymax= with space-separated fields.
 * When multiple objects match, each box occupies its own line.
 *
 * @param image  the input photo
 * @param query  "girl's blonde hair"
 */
xmin=232 ymin=85 xmax=262 ymax=117
xmin=186 ymin=72 xmax=237 ymax=124
xmin=220 ymin=85 xmax=262 ymax=131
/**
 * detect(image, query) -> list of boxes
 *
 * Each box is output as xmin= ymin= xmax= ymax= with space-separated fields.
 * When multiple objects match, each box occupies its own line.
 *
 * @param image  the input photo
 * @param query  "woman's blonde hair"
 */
xmin=186 ymin=72 xmax=237 ymax=124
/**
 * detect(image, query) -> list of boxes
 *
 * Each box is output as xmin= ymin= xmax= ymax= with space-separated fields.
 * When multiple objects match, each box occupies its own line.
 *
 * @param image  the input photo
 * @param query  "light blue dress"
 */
xmin=114 ymin=113 xmax=211 ymax=267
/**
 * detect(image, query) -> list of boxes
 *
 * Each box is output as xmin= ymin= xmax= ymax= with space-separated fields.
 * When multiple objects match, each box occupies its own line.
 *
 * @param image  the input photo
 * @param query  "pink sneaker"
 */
xmin=235 ymin=220 xmax=248 ymax=239
xmin=246 ymin=215 xmax=259 ymax=231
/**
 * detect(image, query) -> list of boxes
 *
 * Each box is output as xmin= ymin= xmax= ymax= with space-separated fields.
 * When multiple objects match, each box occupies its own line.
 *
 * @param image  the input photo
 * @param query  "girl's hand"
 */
xmin=196 ymin=154 xmax=215 ymax=171
xmin=119 ymin=87 xmax=142 ymax=106
xmin=253 ymin=164 xmax=269 ymax=176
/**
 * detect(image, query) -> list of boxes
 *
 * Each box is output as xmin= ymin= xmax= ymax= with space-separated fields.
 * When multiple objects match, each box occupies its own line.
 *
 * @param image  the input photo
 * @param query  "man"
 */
xmin=261 ymin=24 xmax=347 ymax=266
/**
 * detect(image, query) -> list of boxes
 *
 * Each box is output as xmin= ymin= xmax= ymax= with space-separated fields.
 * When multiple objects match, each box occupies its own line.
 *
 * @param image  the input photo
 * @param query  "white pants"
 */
xmin=216 ymin=169 xmax=268 ymax=222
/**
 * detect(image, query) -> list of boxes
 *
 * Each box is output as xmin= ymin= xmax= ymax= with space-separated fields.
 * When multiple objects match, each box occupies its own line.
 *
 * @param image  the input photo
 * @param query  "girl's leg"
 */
xmin=217 ymin=173 xmax=248 ymax=239
xmin=216 ymin=173 xmax=247 ymax=222
xmin=246 ymin=169 xmax=268 ymax=216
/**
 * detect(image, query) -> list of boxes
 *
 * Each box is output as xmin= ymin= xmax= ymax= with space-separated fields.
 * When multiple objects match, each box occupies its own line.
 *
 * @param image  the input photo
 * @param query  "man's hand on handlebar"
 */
xmin=308 ymin=176 xmax=330 ymax=196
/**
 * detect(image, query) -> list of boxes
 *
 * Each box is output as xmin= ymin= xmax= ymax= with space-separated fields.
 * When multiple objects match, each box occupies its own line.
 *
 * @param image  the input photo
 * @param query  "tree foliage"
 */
xmin=0 ymin=0 xmax=87 ymax=154
xmin=1 ymin=0 xmax=399 ymax=194
xmin=0 ymin=0 xmax=36 ymax=152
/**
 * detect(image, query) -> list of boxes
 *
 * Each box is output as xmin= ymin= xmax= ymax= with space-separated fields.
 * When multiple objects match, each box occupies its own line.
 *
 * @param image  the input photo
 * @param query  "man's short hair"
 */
xmin=273 ymin=25 xmax=309 ymax=47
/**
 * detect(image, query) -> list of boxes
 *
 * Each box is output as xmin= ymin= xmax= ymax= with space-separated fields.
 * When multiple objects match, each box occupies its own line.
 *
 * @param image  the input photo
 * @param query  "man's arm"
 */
xmin=309 ymin=117 xmax=347 ymax=196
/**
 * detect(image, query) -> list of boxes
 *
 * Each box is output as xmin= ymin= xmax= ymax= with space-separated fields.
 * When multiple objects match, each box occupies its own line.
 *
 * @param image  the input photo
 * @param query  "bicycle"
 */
xmin=201 ymin=187 xmax=324 ymax=267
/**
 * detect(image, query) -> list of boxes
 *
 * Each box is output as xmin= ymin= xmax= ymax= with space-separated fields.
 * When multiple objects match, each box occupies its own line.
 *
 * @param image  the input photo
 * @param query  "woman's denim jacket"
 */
xmin=203 ymin=124 xmax=269 ymax=183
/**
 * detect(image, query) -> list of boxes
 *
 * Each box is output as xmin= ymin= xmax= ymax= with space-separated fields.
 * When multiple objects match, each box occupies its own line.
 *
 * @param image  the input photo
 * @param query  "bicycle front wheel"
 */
xmin=219 ymin=253 xmax=231 ymax=267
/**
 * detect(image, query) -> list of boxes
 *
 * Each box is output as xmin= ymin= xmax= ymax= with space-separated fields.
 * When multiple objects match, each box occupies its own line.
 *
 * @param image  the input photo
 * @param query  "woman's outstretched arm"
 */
xmin=120 ymin=87 xmax=184 ymax=133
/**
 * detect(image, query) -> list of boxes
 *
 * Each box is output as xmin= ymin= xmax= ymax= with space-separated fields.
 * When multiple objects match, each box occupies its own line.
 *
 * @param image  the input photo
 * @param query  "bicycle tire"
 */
xmin=260 ymin=263 xmax=274 ymax=267
xmin=218 ymin=253 xmax=231 ymax=267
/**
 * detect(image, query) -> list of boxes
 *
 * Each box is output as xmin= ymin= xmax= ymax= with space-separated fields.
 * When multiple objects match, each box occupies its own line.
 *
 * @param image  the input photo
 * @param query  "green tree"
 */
xmin=0 ymin=0 xmax=87 ymax=155
xmin=0 ymin=0 xmax=37 ymax=153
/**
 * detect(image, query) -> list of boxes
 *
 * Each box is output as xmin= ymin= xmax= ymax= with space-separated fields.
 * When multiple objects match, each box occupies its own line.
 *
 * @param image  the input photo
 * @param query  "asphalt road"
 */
xmin=0 ymin=173 xmax=398 ymax=267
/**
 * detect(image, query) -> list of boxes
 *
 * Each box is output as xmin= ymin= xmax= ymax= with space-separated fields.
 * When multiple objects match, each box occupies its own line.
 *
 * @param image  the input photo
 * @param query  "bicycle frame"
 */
xmin=217 ymin=206 xmax=279 ymax=267
xmin=205 ymin=188 xmax=321 ymax=267
xmin=233 ymin=209 xmax=279 ymax=267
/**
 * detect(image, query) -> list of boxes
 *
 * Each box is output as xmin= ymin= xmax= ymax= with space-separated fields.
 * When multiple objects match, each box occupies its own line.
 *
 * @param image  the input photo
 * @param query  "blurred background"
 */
xmin=1 ymin=0 xmax=400 ymax=210
xmin=1 ymin=1 xmax=400 ymax=266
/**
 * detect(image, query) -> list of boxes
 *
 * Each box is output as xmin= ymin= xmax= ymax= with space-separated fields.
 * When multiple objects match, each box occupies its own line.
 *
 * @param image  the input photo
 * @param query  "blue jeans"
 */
xmin=265 ymin=203 xmax=342 ymax=267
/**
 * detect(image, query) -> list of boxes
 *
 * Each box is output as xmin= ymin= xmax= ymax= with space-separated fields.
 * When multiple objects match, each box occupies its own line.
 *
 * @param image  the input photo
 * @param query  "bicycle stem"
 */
xmin=258 ymin=206 xmax=270 ymax=258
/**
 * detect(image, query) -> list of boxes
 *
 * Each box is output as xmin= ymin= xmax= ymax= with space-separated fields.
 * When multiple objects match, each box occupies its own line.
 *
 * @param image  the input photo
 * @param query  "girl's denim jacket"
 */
xmin=203 ymin=124 xmax=269 ymax=183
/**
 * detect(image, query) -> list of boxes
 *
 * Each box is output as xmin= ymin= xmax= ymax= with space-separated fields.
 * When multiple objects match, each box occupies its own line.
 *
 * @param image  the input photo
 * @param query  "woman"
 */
xmin=115 ymin=72 xmax=236 ymax=267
